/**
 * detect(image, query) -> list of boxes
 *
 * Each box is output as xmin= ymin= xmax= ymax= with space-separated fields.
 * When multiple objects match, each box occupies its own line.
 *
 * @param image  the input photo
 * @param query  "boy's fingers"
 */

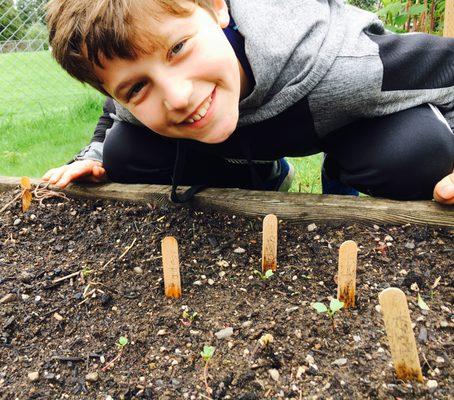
xmin=48 ymin=168 xmax=67 ymax=185
xmin=42 ymin=168 xmax=57 ymax=180
xmin=433 ymin=173 xmax=454 ymax=205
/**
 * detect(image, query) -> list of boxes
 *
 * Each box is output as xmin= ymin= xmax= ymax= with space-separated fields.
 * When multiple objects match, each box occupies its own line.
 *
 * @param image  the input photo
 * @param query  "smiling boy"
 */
xmin=45 ymin=0 xmax=454 ymax=204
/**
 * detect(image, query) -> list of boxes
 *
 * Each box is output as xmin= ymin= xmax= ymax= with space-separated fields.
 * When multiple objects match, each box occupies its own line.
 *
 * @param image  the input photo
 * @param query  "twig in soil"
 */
xmin=422 ymin=352 xmax=434 ymax=372
xmin=52 ymin=270 xmax=83 ymax=284
xmin=118 ymin=238 xmax=137 ymax=260
xmin=0 ymin=192 xmax=21 ymax=213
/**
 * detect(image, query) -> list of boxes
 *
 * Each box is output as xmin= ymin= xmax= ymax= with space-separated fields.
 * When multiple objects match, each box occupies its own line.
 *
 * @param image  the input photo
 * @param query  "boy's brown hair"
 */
xmin=46 ymin=0 xmax=216 ymax=96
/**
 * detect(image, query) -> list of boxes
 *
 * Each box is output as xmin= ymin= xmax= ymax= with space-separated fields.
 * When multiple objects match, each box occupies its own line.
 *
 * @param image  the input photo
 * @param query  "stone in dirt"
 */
xmin=85 ymin=372 xmax=99 ymax=382
xmin=332 ymin=358 xmax=348 ymax=366
xmin=215 ymin=327 xmax=234 ymax=339
xmin=426 ymin=380 xmax=438 ymax=392
xmin=27 ymin=371 xmax=39 ymax=382
xmin=307 ymin=223 xmax=317 ymax=232
xmin=268 ymin=369 xmax=280 ymax=382
xmin=234 ymin=247 xmax=246 ymax=254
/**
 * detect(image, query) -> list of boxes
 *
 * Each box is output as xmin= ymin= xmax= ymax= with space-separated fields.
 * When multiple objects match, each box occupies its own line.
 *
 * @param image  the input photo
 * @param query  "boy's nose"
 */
xmin=162 ymin=79 xmax=193 ymax=111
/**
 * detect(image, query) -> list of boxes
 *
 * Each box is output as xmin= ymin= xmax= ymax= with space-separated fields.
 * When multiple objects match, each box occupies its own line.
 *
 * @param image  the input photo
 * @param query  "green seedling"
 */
xmin=82 ymin=268 xmax=93 ymax=278
xmin=102 ymin=336 xmax=129 ymax=372
xmin=117 ymin=336 xmax=129 ymax=348
xmin=254 ymin=269 xmax=274 ymax=281
xmin=311 ymin=298 xmax=344 ymax=330
xmin=200 ymin=346 xmax=215 ymax=395
xmin=181 ymin=309 xmax=198 ymax=326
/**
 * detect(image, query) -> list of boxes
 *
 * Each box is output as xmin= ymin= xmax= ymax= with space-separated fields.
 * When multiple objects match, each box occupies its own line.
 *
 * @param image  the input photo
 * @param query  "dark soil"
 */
xmin=0 ymin=188 xmax=453 ymax=400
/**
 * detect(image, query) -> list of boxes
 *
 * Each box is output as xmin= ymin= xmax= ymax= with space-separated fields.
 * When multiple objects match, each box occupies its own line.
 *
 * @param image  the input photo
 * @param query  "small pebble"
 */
xmin=307 ymin=223 xmax=317 ymax=232
xmin=219 ymin=271 xmax=226 ymax=278
xmin=193 ymin=281 xmax=202 ymax=286
xmin=332 ymin=358 xmax=348 ymax=366
xmin=241 ymin=321 xmax=252 ymax=328
xmin=296 ymin=366 xmax=305 ymax=379
xmin=285 ymin=306 xmax=299 ymax=313
xmin=28 ymin=371 xmax=39 ymax=382
xmin=85 ymin=372 xmax=99 ymax=382
xmin=157 ymin=329 xmax=166 ymax=336
xmin=440 ymin=321 xmax=448 ymax=328
xmin=405 ymin=241 xmax=415 ymax=250
xmin=133 ymin=267 xmax=143 ymax=275
xmin=234 ymin=247 xmax=246 ymax=254
xmin=268 ymin=369 xmax=280 ymax=382
xmin=21 ymin=294 xmax=30 ymax=301
xmin=435 ymin=356 xmax=445 ymax=364
xmin=208 ymin=279 xmax=215 ymax=285
xmin=305 ymin=355 xmax=315 ymax=365
xmin=426 ymin=380 xmax=438 ymax=392
xmin=13 ymin=218 xmax=21 ymax=226
xmin=53 ymin=313 xmax=64 ymax=322
xmin=215 ymin=327 xmax=234 ymax=340
xmin=418 ymin=327 xmax=428 ymax=343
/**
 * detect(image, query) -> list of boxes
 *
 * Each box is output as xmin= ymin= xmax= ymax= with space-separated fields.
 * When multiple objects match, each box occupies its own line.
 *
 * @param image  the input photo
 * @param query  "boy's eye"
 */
xmin=127 ymin=82 xmax=145 ymax=100
xmin=170 ymin=41 xmax=186 ymax=57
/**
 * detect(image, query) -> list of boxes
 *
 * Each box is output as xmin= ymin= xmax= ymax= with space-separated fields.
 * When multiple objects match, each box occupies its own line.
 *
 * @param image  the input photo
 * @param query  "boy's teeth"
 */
xmin=185 ymin=95 xmax=212 ymax=124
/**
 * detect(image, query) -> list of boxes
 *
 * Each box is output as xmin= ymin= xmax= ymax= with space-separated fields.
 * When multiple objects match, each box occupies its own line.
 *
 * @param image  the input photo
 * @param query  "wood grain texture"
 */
xmin=262 ymin=214 xmax=278 ymax=272
xmin=379 ymin=288 xmax=423 ymax=382
xmin=337 ymin=241 xmax=358 ymax=308
xmin=161 ymin=236 xmax=182 ymax=299
xmin=444 ymin=0 xmax=454 ymax=37
xmin=1 ymin=176 xmax=453 ymax=227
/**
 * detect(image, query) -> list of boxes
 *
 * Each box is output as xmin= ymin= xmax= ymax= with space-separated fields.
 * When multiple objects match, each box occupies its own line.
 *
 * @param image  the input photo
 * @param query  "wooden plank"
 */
xmin=0 ymin=176 xmax=452 ymax=227
xmin=444 ymin=0 xmax=454 ymax=37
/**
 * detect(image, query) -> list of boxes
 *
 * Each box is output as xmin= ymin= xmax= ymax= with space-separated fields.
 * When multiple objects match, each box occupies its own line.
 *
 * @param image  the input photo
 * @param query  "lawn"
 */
xmin=0 ymin=50 xmax=322 ymax=193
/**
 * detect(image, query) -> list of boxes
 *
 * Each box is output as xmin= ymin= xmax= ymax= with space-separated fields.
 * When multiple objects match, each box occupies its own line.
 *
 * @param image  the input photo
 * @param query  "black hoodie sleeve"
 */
xmin=71 ymin=98 xmax=115 ymax=163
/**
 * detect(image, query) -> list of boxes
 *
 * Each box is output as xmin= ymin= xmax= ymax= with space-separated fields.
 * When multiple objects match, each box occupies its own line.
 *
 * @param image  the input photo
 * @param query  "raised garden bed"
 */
xmin=0 ymin=181 xmax=453 ymax=399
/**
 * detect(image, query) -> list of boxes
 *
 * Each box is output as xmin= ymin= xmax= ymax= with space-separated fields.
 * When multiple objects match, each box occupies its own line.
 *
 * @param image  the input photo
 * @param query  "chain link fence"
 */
xmin=0 ymin=0 xmax=97 ymax=119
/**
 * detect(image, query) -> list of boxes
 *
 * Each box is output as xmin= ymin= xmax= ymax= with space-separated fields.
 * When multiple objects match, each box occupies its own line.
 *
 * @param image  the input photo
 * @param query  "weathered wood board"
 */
xmin=0 ymin=176 xmax=452 ymax=227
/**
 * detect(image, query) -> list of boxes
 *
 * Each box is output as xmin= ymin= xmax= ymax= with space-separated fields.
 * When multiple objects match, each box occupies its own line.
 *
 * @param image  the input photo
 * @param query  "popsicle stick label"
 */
xmin=378 ymin=288 xmax=423 ymax=382
xmin=161 ymin=236 xmax=182 ymax=298
xmin=262 ymin=214 xmax=278 ymax=272
xmin=337 ymin=240 xmax=358 ymax=308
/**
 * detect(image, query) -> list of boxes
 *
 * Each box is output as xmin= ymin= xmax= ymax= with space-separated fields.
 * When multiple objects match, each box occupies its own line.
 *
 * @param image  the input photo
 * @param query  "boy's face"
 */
xmin=95 ymin=0 xmax=250 ymax=144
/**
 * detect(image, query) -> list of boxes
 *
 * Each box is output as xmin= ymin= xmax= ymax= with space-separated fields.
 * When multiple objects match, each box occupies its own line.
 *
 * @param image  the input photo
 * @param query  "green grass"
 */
xmin=0 ymin=51 xmax=97 ymax=117
xmin=288 ymin=155 xmax=323 ymax=193
xmin=0 ymin=95 xmax=104 ymax=178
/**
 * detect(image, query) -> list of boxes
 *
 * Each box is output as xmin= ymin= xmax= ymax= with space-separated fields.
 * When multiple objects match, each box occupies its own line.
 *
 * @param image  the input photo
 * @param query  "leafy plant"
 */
xmin=254 ymin=269 xmax=274 ymax=281
xmin=200 ymin=346 xmax=215 ymax=395
xmin=181 ymin=309 xmax=198 ymax=326
xmin=117 ymin=336 xmax=129 ymax=348
xmin=102 ymin=336 xmax=129 ymax=371
xmin=311 ymin=298 xmax=345 ymax=330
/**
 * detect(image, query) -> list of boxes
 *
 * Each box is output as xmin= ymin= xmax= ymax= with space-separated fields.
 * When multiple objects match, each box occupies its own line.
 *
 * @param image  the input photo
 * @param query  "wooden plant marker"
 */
xmin=378 ymin=288 xmax=423 ymax=382
xmin=161 ymin=236 xmax=182 ymax=298
xmin=262 ymin=214 xmax=278 ymax=272
xmin=337 ymin=240 xmax=358 ymax=308
xmin=444 ymin=0 xmax=454 ymax=38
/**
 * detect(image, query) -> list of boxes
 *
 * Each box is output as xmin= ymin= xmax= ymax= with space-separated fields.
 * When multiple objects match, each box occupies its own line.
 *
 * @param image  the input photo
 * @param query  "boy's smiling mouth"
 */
xmin=181 ymin=87 xmax=216 ymax=127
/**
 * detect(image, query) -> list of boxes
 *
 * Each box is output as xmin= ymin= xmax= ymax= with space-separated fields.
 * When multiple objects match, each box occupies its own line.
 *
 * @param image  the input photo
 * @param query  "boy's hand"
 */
xmin=42 ymin=160 xmax=106 ymax=189
xmin=433 ymin=171 xmax=454 ymax=205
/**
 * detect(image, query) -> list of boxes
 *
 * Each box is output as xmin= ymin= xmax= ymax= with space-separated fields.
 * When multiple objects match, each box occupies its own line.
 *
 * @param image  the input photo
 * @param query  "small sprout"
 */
xmin=82 ymin=268 xmax=93 ymax=278
xmin=117 ymin=336 xmax=129 ymax=348
xmin=200 ymin=345 xmax=215 ymax=362
xmin=200 ymin=345 xmax=215 ymax=395
xmin=311 ymin=298 xmax=344 ymax=330
xmin=417 ymin=293 xmax=430 ymax=311
xmin=182 ymin=309 xmax=198 ymax=323
xmin=254 ymin=269 xmax=274 ymax=281
xmin=258 ymin=333 xmax=274 ymax=348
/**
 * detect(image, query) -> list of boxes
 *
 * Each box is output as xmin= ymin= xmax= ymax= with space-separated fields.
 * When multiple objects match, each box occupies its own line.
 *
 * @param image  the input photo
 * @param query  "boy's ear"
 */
xmin=211 ymin=0 xmax=230 ymax=28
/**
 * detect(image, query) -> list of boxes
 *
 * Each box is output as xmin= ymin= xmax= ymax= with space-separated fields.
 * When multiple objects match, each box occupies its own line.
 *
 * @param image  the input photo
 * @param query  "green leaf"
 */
xmin=417 ymin=294 xmax=430 ymax=311
xmin=329 ymin=298 xmax=344 ymax=313
xmin=394 ymin=14 xmax=408 ymax=26
xmin=264 ymin=270 xmax=274 ymax=279
xmin=409 ymin=4 xmax=427 ymax=16
xmin=311 ymin=302 xmax=328 ymax=313
xmin=201 ymin=345 xmax=215 ymax=361
xmin=118 ymin=336 xmax=128 ymax=347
